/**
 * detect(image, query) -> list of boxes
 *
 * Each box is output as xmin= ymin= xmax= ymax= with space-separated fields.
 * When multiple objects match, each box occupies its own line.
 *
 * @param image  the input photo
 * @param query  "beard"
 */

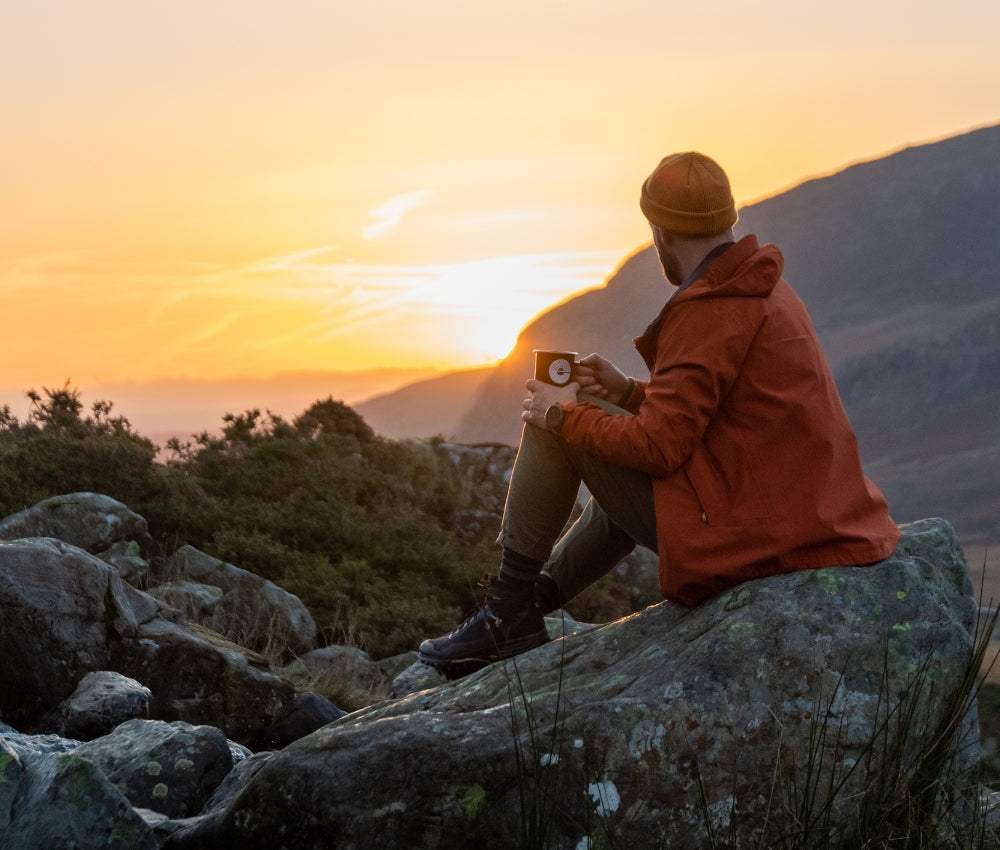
xmin=659 ymin=251 xmax=684 ymax=287
xmin=652 ymin=227 xmax=684 ymax=286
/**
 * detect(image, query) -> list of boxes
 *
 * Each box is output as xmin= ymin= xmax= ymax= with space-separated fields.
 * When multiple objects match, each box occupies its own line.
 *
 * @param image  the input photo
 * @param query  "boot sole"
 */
xmin=418 ymin=631 xmax=550 ymax=679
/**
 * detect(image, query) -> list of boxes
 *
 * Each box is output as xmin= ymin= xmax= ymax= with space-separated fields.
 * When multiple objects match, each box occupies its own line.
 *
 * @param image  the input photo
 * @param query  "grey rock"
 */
xmin=98 ymin=539 xmax=151 ymax=585
xmin=0 ymin=739 xmax=22 ymax=832
xmin=0 ymin=537 xmax=164 ymax=728
xmin=158 ymin=545 xmax=317 ymax=656
xmin=58 ymin=670 xmax=152 ymax=740
xmin=280 ymin=645 xmax=389 ymax=709
xmin=164 ymin=518 xmax=983 ymax=850
xmin=76 ymin=719 xmax=234 ymax=819
xmin=108 ymin=617 xmax=295 ymax=749
xmin=376 ymin=649 xmax=422 ymax=681
xmin=391 ymin=659 xmax=447 ymax=697
xmin=200 ymin=750 xmax=273 ymax=815
xmin=0 ymin=537 xmax=295 ymax=747
xmin=0 ymin=492 xmax=150 ymax=554
xmin=0 ymin=751 xmax=156 ymax=850
xmin=264 ymin=693 xmax=346 ymax=749
xmin=435 ymin=442 xmax=516 ymax=534
xmin=0 ymin=731 xmax=81 ymax=758
xmin=150 ymin=751 xmax=277 ymax=845
xmin=148 ymin=581 xmax=224 ymax=619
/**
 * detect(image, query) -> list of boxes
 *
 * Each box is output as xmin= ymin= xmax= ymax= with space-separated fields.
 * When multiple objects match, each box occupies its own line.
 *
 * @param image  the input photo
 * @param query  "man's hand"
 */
xmin=522 ymin=379 xmax=579 ymax=428
xmin=573 ymin=353 xmax=631 ymax=403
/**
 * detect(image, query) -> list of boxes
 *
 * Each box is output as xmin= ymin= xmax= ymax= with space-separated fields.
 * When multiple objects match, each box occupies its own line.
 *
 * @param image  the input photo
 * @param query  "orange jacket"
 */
xmin=559 ymin=235 xmax=900 ymax=605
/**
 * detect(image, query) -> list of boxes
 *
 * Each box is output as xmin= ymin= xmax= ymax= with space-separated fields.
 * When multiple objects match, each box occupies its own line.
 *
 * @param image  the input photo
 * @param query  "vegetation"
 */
xmin=5 ymin=385 xmax=1000 ymax=846
xmin=0 ymin=384 xmax=638 ymax=658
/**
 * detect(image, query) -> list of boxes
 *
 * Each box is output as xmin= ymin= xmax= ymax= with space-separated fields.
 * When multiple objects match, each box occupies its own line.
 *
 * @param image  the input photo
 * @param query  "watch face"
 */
xmin=548 ymin=358 xmax=573 ymax=385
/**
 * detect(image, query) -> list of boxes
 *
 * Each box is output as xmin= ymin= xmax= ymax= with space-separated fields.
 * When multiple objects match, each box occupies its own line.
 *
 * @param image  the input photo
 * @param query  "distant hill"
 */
xmin=354 ymin=367 xmax=493 ymax=440
xmin=366 ymin=123 xmax=1000 ymax=545
xmin=450 ymin=246 xmax=664 ymax=444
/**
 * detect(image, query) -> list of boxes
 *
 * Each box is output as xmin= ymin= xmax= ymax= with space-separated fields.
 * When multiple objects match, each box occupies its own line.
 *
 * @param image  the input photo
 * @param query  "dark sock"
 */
xmin=490 ymin=549 xmax=544 ymax=612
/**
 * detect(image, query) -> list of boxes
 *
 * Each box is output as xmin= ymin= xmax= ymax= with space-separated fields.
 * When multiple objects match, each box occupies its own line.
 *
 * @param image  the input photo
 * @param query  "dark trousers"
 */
xmin=496 ymin=396 xmax=658 ymax=604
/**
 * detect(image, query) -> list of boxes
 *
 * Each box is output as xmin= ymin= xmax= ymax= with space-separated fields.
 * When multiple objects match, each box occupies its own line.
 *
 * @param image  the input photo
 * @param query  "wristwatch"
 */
xmin=544 ymin=403 xmax=564 ymax=432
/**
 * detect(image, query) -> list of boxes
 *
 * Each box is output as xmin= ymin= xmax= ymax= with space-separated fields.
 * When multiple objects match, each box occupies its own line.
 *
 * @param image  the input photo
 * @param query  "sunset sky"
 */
xmin=3 ymin=0 xmax=999 ymax=407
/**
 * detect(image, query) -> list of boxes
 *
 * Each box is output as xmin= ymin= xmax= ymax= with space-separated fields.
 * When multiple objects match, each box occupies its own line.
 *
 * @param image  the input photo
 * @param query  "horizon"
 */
xmin=4 ymin=1 xmax=1000 ymax=402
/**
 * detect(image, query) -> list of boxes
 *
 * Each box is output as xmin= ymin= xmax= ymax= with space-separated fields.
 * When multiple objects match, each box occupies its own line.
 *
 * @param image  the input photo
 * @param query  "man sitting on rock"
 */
xmin=419 ymin=151 xmax=901 ymax=678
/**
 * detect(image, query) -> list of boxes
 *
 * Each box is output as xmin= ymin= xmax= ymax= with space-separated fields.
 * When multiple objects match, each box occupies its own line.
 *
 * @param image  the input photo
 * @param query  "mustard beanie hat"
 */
xmin=640 ymin=151 xmax=738 ymax=236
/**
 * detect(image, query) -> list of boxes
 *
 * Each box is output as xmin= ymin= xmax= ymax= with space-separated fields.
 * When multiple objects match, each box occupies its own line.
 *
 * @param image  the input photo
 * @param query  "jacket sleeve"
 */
xmin=558 ymin=298 xmax=760 ymax=476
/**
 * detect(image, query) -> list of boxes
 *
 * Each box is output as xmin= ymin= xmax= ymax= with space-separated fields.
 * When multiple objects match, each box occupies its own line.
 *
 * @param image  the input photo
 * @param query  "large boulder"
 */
xmin=0 ymin=538 xmax=294 ymax=747
xmin=163 ymin=518 xmax=983 ymax=849
xmin=0 ymin=537 xmax=164 ymax=727
xmin=263 ymin=693 xmax=346 ymax=750
xmin=0 ymin=750 xmax=157 ymax=850
xmin=0 ymin=492 xmax=150 ymax=554
xmin=75 ymin=719 xmax=236 ymax=819
xmin=0 ymin=720 xmax=255 ymax=847
xmin=150 ymin=545 xmax=317 ymax=656
xmin=57 ymin=671 xmax=153 ymax=741
xmin=0 ymin=739 xmax=21 ymax=833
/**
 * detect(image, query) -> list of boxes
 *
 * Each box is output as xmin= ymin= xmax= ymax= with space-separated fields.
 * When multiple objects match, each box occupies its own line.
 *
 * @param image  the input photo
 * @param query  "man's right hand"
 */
xmin=574 ymin=353 xmax=631 ymax=404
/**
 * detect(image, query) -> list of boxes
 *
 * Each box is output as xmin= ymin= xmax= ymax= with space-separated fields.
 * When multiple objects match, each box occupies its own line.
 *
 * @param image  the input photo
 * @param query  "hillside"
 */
xmin=354 ymin=367 xmax=493 ymax=440
xmin=367 ymin=123 xmax=1000 ymax=545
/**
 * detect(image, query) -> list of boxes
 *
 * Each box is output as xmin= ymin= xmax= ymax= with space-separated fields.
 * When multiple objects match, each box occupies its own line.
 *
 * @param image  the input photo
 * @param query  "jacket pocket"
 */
xmin=683 ymin=444 xmax=770 ymax=527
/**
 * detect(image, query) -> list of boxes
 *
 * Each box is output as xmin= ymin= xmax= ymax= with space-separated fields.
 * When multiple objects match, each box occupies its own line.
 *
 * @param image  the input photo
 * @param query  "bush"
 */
xmin=139 ymin=396 xmax=504 ymax=656
xmin=0 ymin=387 xmax=638 ymax=659
xmin=0 ymin=383 xmax=162 ymax=517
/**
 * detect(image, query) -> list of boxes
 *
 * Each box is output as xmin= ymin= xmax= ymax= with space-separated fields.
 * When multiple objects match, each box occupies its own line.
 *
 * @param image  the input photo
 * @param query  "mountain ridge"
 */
xmin=358 ymin=122 xmax=1000 ymax=545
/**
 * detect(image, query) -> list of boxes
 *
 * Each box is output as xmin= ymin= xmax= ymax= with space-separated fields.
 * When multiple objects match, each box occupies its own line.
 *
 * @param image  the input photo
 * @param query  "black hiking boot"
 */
xmin=418 ymin=580 xmax=549 ymax=679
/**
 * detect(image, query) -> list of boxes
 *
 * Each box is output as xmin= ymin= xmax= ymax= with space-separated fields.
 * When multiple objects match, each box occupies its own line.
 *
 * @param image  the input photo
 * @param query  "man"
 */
xmin=419 ymin=151 xmax=900 ymax=678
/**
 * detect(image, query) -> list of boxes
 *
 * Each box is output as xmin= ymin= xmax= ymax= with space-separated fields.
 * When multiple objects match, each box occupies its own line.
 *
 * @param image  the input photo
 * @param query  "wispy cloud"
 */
xmin=361 ymin=190 xmax=435 ymax=240
xmin=0 ymin=246 xmax=623 ymax=387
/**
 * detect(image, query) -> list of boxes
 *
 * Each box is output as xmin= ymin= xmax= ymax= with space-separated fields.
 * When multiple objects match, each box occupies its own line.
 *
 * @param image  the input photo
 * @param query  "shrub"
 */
xmin=0 ymin=383 xmax=162 ymax=517
xmin=0 ymin=386 xmax=640 ymax=659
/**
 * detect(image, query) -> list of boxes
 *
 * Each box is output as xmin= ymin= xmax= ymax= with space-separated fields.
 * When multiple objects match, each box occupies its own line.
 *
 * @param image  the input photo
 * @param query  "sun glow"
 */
xmin=414 ymin=253 xmax=618 ymax=361
xmin=0 ymin=248 xmax=620 ymax=389
xmin=3 ymin=0 xmax=999 ymax=398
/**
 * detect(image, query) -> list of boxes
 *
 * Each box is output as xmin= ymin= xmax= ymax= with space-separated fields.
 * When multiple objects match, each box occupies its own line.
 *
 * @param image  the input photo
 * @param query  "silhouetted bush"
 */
xmin=0 ymin=387 xmax=636 ymax=657
xmin=0 ymin=383 xmax=163 ymax=518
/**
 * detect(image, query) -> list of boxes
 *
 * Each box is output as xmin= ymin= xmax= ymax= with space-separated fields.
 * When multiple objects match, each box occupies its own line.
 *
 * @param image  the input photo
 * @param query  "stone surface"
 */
xmin=435 ymin=442 xmax=517 ymax=536
xmin=0 ymin=537 xmax=295 ymax=746
xmin=163 ymin=519 xmax=982 ymax=850
xmin=0 ymin=537 xmax=164 ymax=728
xmin=58 ymin=670 xmax=153 ymax=741
xmin=98 ymin=539 xmax=152 ymax=586
xmin=0 ymin=739 xmax=22 ymax=833
xmin=0 ymin=751 xmax=157 ymax=850
xmin=264 ymin=693 xmax=346 ymax=749
xmin=0 ymin=492 xmax=150 ymax=554
xmin=0 ymin=728 xmax=81 ymax=757
xmin=280 ymin=645 xmax=389 ymax=709
xmin=148 ymin=581 xmax=224 ymax=620
xmin=76 ymin=719 xmax=235 ymax=819
xmin=155 ymin=545 xmax=317 ymax=656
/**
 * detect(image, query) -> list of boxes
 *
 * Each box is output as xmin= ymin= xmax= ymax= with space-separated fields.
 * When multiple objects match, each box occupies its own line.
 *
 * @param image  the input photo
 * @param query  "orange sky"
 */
xmin=3 ymin=0 xmax=999 ymax=401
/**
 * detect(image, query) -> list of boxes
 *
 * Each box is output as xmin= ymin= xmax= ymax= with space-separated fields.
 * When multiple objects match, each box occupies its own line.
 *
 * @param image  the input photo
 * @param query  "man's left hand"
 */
xmin=522 ymin=378 xmax=579 ymax=428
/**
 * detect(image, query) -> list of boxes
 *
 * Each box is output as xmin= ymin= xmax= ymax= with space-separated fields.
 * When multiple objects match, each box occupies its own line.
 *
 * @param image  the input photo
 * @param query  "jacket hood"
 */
xmin=671 ymin=234 xmax=784 ymax=305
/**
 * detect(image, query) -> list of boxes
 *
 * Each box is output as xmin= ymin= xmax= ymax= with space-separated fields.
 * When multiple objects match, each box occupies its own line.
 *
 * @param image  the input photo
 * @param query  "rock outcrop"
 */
xmin=75 ymin=719 xmax=238 ymax=819
xmin=0 ymin=535 xmax=295 ymax=747
xmin=0 ymin=492 xmax=151 ymax=554
xmin=164 ymin=518 xmax=984 ymax=849
xmin=150 ymin=545 xmax=317 ymax=656
xmin=58 ymin=671 xmax=153 ymax=741
xmin=0 ymin=489 xmax=990 ymax=848
xmin=0 ymin=718 xmax=248 ymax=849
